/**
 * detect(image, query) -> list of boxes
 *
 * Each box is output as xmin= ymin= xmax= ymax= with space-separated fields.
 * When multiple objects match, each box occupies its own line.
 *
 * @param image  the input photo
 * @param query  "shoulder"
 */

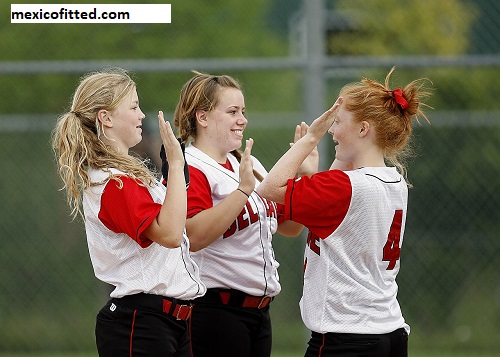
xmin=291 ymin=169 xmax=352 ymax=197
xmin=311 ymin=169 xmax=351 ymax=184
xmin=102 ymin=175 xmax=149 ymax=198
xmin=185 ymin=144 xmax=213 ymax=169
xmin=185 ymin=143 xmax=203 ymax=160
xmin=188 ymin=165 xmax=209 ymax=183
xmin=352 ymin=167 xmax=404 ymax=184
xmin=87 ymin=168 xmax=129 ymax=186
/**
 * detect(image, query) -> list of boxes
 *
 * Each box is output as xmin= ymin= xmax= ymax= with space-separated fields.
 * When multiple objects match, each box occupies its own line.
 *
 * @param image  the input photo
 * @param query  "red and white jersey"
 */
xmin=83 ymin=168 xmax=206 ymax=300
xmin=185 ymin=144 xmax=284 ymax=297
xmin=284 ymin=167 xmax=410 ymax=334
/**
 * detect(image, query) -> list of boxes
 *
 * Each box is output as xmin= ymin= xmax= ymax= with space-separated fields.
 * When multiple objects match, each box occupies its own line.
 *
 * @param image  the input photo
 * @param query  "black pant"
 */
xmin=189 ymin=302 xmax=272 ymax=357
xmin=305 ymin=328 xmax=408 ymax=357
xmin=95 ymin=296 xmax=191 ymax=357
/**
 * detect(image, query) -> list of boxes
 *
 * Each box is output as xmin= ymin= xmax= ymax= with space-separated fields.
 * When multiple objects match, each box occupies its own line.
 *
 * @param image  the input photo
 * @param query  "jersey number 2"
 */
xmin=382 ymin=210 xmax=403 ymax=270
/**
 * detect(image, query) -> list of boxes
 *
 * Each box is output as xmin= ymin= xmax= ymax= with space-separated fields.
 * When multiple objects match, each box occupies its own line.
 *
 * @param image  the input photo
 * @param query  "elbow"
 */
xmin=258 ymin=186 xmax=285 ymax=204
xmin=143 ymin=227 xmax=182 ymax=249
xmin=188 ymin=236 xmax=202 ymax=252
xmin=189 ymin=239 xmax=210 ymax=252
xmin=257 ymin=181 xmax=285 ymax=203
xmin=189 ymin=244 xmax=202 ymax=252
xmin=256 ymin=184 xmax=269 ymax=199
xmin=278 ymin=222 xmax=304 ymax=237
xmin=186 ymin=220 xmax=212 ymax=252
xmin=286 ymin=225 xmax=304 ymax=237
xmin=186 ymin=233 xmax=207 ymax=252
xmin=157 ymin=228 xmax=184 ymax=248
xmin=162 ymin=235 xmax=183 ymax=249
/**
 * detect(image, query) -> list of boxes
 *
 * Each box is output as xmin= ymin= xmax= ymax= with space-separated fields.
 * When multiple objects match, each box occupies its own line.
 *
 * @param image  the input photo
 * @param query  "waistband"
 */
xmin=193 ymin=288 xmax=273 ymax=309
xmin=112 ymin=293 xmax=193 ymax=320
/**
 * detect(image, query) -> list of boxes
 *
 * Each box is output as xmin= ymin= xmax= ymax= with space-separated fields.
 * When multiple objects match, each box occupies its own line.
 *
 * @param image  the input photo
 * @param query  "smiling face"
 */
xmin=201 ymin=86 xmax=247 ymax=161
xmin=102 ymin=87 xmax=145 ymax=154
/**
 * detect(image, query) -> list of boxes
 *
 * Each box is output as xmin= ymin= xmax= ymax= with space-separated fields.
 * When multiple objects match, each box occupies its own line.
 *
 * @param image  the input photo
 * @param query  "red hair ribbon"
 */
xmin=392 ymin=88 xmax=408 ymax=109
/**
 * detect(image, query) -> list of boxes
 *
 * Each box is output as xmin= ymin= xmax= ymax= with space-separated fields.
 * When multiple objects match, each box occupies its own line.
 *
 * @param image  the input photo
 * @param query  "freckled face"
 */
xmin=328 ymin=104 xmax=360 ymax=163
xmin=205 ymin=87 xmax=247 ymax=155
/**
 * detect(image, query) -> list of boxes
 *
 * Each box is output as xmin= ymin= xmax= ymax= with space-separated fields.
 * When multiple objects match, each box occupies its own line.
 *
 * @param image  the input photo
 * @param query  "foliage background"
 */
xmin=0 ymin=0 xmax=499 ymax=355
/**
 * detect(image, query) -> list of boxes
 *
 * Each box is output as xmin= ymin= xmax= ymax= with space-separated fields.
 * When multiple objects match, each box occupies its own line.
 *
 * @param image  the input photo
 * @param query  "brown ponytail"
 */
xmin=230 ymin=149 xmax=264 ymax=182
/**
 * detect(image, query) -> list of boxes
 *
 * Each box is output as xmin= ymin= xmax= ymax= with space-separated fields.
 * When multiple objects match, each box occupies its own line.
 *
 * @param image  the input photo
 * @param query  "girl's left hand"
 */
xmin=239 ymin=138 xmax=255 ymax=195
xmin=293 ymin=122 xmax=319 ymax=177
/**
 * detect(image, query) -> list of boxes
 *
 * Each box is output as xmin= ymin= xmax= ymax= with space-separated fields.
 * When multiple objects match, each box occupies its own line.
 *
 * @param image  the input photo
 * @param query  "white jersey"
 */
xmin=185 ymin=144 xmax=281 ymax=297
xmin=284 ymin=167 xmax=410 ymax=334
xmin=83 ymin=168 xmax=206 ymax=300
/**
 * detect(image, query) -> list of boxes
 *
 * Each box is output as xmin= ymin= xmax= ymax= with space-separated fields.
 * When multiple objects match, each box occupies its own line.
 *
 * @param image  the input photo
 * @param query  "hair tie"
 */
xmin=392 ymin=88 xmax=409 ymax=109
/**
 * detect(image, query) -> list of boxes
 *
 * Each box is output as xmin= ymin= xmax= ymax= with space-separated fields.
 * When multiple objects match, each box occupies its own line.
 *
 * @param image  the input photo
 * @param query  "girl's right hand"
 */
xmin=158 ymin=111 xmax=183 ymax=167
xmin=308 ymin=97 xmax=343 ymax=141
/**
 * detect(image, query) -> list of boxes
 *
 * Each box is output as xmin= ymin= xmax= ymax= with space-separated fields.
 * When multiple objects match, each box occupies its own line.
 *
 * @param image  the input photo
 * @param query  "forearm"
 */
xmin=187 ymin=189 xmax=249 ymax=251
xmin=257 ymin=135 xmax=317 ymax=202
xmin=144 ymin=164 xmax=186 ymax=248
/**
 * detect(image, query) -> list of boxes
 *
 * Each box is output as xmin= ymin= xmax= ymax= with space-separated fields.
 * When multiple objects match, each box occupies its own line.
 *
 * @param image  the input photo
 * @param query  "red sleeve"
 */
xmin=284 ymin=170 xmax=352 ymax=239
xmin=98 ymin=176 xmax=161 ymax=248
xmin=186 ymin=165 xmax=213 ymax=218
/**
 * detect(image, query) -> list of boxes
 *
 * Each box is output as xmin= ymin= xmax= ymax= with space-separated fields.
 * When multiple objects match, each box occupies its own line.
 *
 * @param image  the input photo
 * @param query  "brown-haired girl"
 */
xmin=171 ymin=71 xmax=313 ymax=356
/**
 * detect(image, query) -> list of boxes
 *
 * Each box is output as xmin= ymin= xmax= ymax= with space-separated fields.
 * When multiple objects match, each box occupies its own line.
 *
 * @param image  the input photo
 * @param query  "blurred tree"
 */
xmin=2 ymin=0 xmax=289 ymax=61
xmin=0 ymin=0 xmax=299 ymax=114
xmin=465 ymin=0 xmax=500 ymax=54
xmin=328 ymin=0 xmax=477 ymax=55
xmin=265 ymin=0 xmax=302 ymax=36
xmin=325 ymin=0 xmax=500 ymax=111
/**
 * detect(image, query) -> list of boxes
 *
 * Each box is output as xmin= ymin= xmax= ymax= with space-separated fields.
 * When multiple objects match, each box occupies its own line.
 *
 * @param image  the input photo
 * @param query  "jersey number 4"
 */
xmin=382 ymin=210 xmax=403 ymax=270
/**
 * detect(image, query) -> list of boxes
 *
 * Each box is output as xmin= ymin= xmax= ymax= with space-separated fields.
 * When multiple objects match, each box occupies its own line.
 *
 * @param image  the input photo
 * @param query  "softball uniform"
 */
xmin=285 ymin=167 xmax=410 ymax=336
xmin=185 ymin=144 xmax=284 ymax=356
xmin=83 ymin=167 xmax=206 ymax=356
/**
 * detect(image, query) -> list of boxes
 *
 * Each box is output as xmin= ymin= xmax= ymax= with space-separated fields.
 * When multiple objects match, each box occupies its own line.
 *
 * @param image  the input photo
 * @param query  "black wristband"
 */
xmin=237 ymin=188 xmax=250 ymax=198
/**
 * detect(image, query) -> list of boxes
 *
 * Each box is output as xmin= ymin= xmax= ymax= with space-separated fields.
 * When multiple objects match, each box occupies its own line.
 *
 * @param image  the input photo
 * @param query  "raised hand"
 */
xmin=307 ymin=97 xmax=343 ymax=142
xmin=158 ymin=111 xmax=186 ymax=186
xmin=238 ymin=138 xmax=255 ymax=196
xmin=160 ymin=138 xmax=190 ymax=188
xmin=293 ymin=122 xmax=319 ymax=177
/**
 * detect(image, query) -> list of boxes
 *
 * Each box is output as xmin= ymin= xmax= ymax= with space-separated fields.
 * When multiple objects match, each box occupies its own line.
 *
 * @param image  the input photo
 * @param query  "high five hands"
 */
xmin=238 ymin=138 xmax=255 ymax=196
xmin=306 ymin=97 xmax=343 ymax=141
xmin=158 ymin=111 xmax=190 ymax=188
xmin=293 ymin=122 xmax=318 ymax=177
xmin=290 ymin=97 xmax=343 ymax=176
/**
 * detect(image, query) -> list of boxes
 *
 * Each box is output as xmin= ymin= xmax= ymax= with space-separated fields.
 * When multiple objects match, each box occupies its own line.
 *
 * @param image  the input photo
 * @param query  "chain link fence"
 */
xmin=1 ymin=0 xmax=499 ymax=355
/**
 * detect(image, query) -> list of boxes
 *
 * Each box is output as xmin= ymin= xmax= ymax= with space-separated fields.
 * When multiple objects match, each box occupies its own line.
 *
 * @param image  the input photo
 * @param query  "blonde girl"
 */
xmin=52 ymin=68 xmax=205 ymax=356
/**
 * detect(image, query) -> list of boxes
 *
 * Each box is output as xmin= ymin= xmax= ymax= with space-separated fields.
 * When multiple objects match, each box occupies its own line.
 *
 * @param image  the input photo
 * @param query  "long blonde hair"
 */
xmin=340 ymin=67 xmax=432 ymax=181
xmin=52 ymin=68 xmax=156 ymax=220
